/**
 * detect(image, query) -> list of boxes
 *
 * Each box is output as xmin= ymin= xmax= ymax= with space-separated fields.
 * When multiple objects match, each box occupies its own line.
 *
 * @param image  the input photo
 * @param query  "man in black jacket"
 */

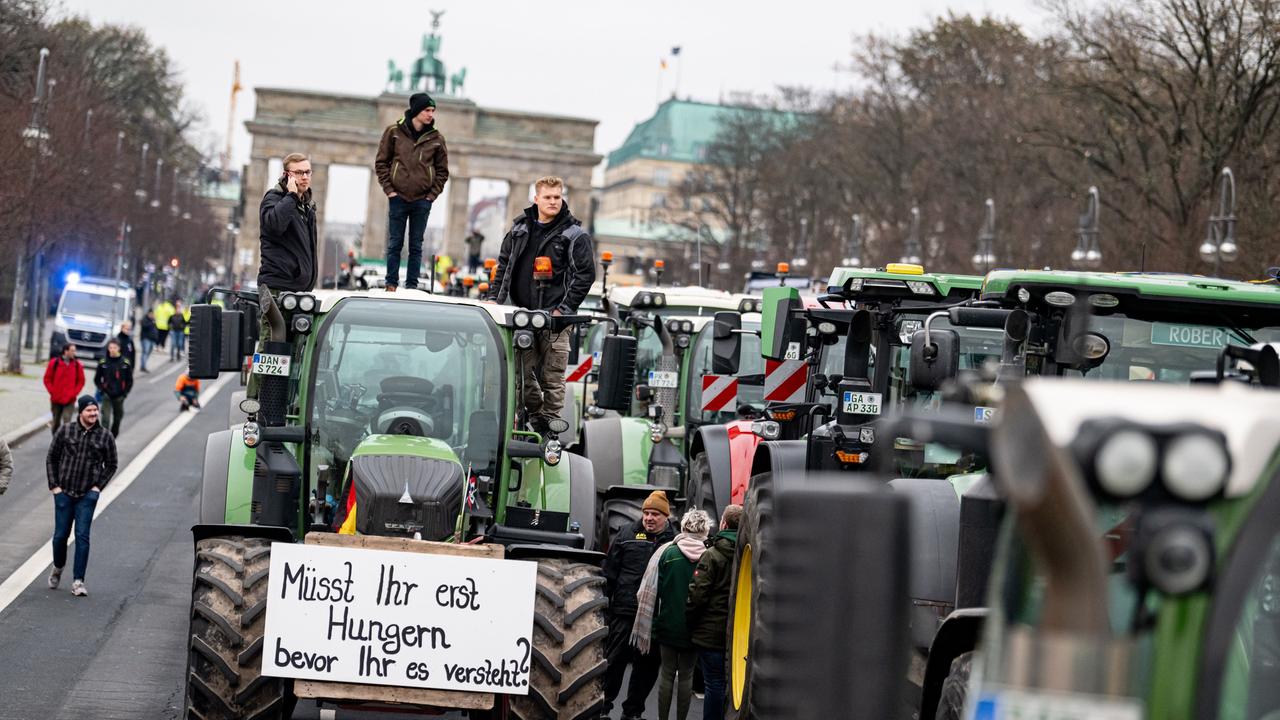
xmin=46 ymin=395 xmax=118 ymax=597
xmin=258 ymin=152 xmax=318 ymax=293
xmin=602 ymin=490 xmax=674 ymax=720
xmin=94 ymin=339 xmax=133 ymax=437
xmin=489 ymin=176 xmax=595 ymax=436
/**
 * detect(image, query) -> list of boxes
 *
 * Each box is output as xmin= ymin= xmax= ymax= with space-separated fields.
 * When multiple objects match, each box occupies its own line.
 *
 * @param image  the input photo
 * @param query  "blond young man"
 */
xmin=258 ymin=152 xmax=318 ymax=292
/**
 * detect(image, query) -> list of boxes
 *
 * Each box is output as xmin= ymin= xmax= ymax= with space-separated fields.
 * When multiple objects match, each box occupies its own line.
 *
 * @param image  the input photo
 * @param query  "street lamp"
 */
xmin=8 ymin=48 xmax=52 ymax=371
xmin=150 ymin=157 xmax=164 ymax=208
xmin=1071 ymin=186 xmax=1103 ymax=268
xmin=901 ymin=206 xmax=922 ymax=265
xmin=170 ymin=167 xmax=181 ymax=216
xmin=972 ymin=198 xmax=997 ymax=272
xmin=1199 ymin=167 xmax=1239 ymax=276
xmin=135 ymin=142 xmax=150 ymax=202
xmin=111 ymin=131 xmax=125 ymax=192
xmin=843 ymin=213 xmax=863 ymax=267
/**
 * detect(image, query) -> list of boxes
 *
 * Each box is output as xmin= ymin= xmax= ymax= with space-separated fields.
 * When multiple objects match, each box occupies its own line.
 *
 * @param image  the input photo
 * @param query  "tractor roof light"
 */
xmin=514 ymin=330 xmax=535 ymax=349
xmin=667 ymin=319 xmax=682 ymax=333
xmin=513 ymin=311 xmax=532 ymax=328
xmin=534 ymin=256 xmax=554 ymax=281
xmin=1045 ymin=291 xmax=1077 ymax=307
xmin=847 ymin=277 xmax=864 ymax=292
xmin=1017 ymin=287 xmax=1032 ymax=303
xmin=905 ymin=280 xmax=936 ymax=296
xmin=777 ymin=262 xmax=790 ymax=276
xmin=530 ymin=312 xmax=549 ymax=329
xmin=281 ymin=293 xmax=299 ymax=311
xmin=1094 ymin=429 xmax=1159 ymax=498
xmin=1162 ymin=433 xmax=1230 ymax=501
xmin=297 ymin=294 xmax=317 ymax=313
xmin=1089 ymin=293 xmax=1120 ymax=309
xmin=817 ymin=321 xmax=838 ymax=335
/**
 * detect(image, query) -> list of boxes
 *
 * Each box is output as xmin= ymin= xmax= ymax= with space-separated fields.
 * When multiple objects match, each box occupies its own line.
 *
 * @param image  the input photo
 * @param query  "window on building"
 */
xmin=651 ymin=193 xmax=667 ymax=208
xmin=659 ymin=142 xmax=670 ymax=156
xmin=653 ymin=168 xmax=671 ymax=188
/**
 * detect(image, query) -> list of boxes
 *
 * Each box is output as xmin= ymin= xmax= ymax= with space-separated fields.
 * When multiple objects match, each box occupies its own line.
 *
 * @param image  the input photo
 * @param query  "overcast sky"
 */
xmin=55 ymin=0 xmax=1049 ymax=222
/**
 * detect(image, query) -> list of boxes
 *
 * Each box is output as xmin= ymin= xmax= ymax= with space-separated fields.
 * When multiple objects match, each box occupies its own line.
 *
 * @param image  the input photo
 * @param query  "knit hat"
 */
xmin=77 ymin=395 xmax=99 ymax=413
xmin=641 ymin=490 xmax=670 ymax=516
xmin=408 ymin=93 xmax=436 ymax=116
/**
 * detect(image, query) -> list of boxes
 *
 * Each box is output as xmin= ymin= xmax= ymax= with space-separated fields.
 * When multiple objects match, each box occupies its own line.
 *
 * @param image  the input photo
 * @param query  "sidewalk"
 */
xmin=0 ymin=323 xmax=70 ymax=445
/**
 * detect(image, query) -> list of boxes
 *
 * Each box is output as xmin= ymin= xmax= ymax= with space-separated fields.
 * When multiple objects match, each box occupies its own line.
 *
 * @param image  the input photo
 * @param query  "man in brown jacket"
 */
xmin=374 ymin=93 xmax=449 ymax=291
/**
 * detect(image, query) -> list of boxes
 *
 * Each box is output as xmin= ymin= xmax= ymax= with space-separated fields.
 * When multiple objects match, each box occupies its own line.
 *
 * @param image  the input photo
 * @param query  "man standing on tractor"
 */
xmin=686 ymin=503 xmax=742 ymax=720
xmin=374 ymin=93 xmax=449 ymax=292
xmin=259 ymin=152 xmax=319 ymax=293
xmin=46 ymin=395 xmax=118 ymax=597
xmin=602 ymin=490 xmax=675 ymax=720
xmin=489 ymin=176 xmax=595 ymax=437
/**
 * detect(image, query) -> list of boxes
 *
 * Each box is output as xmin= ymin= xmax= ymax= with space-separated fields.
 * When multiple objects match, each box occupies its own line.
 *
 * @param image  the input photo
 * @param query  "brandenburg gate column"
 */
xmin=237 ymin=155 xmax=271 ymax=279
xmin=505 ymin=180 xmax=530 ymax=229
xmin=308 ymin=161 xmax=330 ymax=276
xmin=443 ymin=175 xmax=470 ymax=261
xmin=363 ymin=175 xmax=389 ymax=262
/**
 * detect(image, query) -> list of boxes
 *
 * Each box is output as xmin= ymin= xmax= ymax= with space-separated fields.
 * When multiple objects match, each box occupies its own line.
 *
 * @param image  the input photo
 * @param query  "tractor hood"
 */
xmin=343 ymin=434 xmax=465 ymax=540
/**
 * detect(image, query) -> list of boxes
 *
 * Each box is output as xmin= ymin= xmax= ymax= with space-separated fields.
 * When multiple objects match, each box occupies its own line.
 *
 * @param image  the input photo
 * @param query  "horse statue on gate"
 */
xmin=450 ymin=67 xmax=467 ymax=96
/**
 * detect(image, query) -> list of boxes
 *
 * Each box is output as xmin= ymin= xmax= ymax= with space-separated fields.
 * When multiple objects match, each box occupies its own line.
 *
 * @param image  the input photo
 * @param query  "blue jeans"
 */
xmin=140 ymin=338 xmax=155 ymax=370
xmin=386 ymin=196 xmax=432 ymax=288
xmin=699 ymin=650 xmax=727 ymax=720
xmin=170 ymin=331 xmax=186 ymax=360
xmin=53 ymin=491 xmax=99 ymax=581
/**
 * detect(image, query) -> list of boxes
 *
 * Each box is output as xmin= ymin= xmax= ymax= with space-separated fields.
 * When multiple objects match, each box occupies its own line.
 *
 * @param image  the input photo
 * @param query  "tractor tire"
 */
xmin=509 ymin=559 xmax=609 ymax=720
xmin=598 ymin=496 xmax=644 ymax=552
xmin=725 ymin=472 xmax=775 ymax=720
xmin=934 ymin=652 xmax=974 ymax=720
xmin=184 ymin=536 xmax=292 ymax=720
xmin=689 ymin=452 xmax=719 ymax=520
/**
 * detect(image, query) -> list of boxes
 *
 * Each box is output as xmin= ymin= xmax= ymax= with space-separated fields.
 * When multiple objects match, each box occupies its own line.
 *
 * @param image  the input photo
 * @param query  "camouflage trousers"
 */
xmin=519 ymin=329 xmax=571 ymax=421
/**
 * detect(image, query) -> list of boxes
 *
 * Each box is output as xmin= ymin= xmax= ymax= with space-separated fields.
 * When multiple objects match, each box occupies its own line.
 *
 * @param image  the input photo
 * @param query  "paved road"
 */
xmin=0 ymin=353 xmax=699 ymax=720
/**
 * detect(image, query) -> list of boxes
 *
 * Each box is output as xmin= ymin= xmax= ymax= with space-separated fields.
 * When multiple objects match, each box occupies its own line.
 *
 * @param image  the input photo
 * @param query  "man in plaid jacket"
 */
xmin=46 ymin=395 xmax=118 ymax=597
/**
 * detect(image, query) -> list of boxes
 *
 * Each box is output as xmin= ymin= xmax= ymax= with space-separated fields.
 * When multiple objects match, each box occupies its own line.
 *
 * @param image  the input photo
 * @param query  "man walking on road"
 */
xmin=686 ymin=504 xmax=742 ymax=720
xmin=140 ymin=310 xmax=160 ymax=373
xmin=94 ymin=339 xmax=133 ymax=437
xmin=489 ymin=176 xmax=595 ymax=437
xmin=169 ymin=301 xmax=188 ymax=360
xmin=259 ymin=152 xmax=319 ymax=293
xmin=374 ymin=93 xmax=449 ymax=291
xmin=602 ymin=490 xmax=675 ymax=720
xmin=44 ymin=343 xmax=85 ymax=435
xmin=116 ymin=320 xmax=136 ymax=369
xmin=47 ymin=395 xmax=118 ymax=597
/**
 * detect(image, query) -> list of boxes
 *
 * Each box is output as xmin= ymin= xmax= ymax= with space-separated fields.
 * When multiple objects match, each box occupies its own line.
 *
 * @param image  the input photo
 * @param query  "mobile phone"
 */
xmin=280 ymin=172 xmax=290 ymax=186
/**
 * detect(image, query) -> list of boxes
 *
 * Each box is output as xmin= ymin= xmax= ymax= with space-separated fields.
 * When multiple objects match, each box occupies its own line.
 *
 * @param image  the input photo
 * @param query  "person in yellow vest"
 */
xmin=434 ymin=254 xmax=454 ymax=287
xmin=154 ymin=298 xmax=176 ymax=351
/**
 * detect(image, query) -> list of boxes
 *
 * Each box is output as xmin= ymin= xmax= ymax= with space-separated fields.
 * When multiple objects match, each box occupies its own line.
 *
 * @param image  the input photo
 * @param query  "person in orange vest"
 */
xmin=174 ymin=374 xmax=201 ymax=412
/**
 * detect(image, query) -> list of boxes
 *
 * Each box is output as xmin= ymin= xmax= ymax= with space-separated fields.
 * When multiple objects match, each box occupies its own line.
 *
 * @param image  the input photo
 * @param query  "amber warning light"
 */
xmin=534 ymin=256 xmax=554 ymax=280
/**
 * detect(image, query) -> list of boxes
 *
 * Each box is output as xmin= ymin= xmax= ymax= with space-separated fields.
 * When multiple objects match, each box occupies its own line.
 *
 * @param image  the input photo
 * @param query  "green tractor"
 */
xmin=578 ymin=285 xmax=766 ymax=548
xmin=183 ymin=286 xmax=615 ymax=719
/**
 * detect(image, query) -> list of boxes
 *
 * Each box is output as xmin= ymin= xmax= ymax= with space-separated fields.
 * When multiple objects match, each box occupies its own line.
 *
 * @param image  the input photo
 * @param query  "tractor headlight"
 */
xmin=291 ymin=314 xmax=313 ymax=334
xmin=1094 ymin=430 xmax=1159 ymax=498
xmin=652 ymin=293 xmax=666 ymax=307
xmin=242 ymin=421 xmax=261 ymax=448
xmin=1044 ymin=291 xmax=1076 ymax=307
xmin=675 ymin=335 xmax=690 ymax=349
xmin=530 ymin=312 xmax=548 ymax=329
xmin=543 ymin=438 xmax=562 ymax=466
xmin=513 ymin=311 xmax=531 ymax=328
xmin=906 ymin=281 xmax=936 ymax=296
xmin=649 ymin=422 xmax=667 ymax=444
xmin=281 ymin=293 xmax=299 ymax=311
xmin=298 ymin=294 xmax=317 ymax=312
xmin=637 ymin=292 xmax=652 ymax=307
xmin=751 ymin=420 xmax=781 ymax=440
xmin=847 ymin=278 xmax=864 ymax=292
xmin=667 ymin=319 xmax=681 ymax=333
xmin=817 ymin=321 xmax=838 ymax=335
xmin=1016 ymin=287 xmax=1032 ymax=303
xmin=1162 ymin=433 xmax=1230 ymax=501
xmin=1142 ymin=519 xmax=1214 ymax=595
xmin=680 ymin=320 xmax=694 ymax=333
xmin=1075 ymin=332 xmax=1111 ymax=360
xmin=514 ymin=330 xmax=535 ymax=349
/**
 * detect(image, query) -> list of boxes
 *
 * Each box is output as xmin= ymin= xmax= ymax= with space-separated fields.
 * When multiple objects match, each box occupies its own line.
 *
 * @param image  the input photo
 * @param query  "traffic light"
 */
xmin=170 ymin=257 xmax=179 ymax=268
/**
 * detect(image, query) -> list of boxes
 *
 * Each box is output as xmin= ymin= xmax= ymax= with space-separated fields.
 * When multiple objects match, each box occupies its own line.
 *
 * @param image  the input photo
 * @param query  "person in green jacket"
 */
xmin=686 ymin=504 xmax=742 ymax=720
xmin=631 ymin=509 xmax=711 ymax=720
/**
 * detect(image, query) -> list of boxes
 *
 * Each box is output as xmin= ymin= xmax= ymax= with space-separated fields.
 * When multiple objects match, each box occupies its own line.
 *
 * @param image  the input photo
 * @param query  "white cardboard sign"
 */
xmin=262 ymin=542 xmax=537 ymax=693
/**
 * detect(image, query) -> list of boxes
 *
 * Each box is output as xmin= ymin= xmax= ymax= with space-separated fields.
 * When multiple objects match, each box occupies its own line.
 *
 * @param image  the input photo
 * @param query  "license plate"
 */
xmin=973 ymin=688 xmax=1144 ymax=720
xmin=842 ymin=391 xmax=882 ymax=415
xmin=648 ymin=370 xmax=679 ymax=388
xmin=251 ymin=353 xmax=292 ymax=377
xmin=974 ymin=406 xmax=996 ymax=424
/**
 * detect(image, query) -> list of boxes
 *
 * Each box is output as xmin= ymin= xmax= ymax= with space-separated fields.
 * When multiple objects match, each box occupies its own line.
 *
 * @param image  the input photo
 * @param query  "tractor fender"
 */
xmin=564 ymin=451 xmax=599 ymax=551
xmin=504 ymin=544 xmax=606 ymax=566
xmin=558 ymin=384 xmax=583 ymax=449
xmin=191 ymin=523 xmax=295 ymax=546
xmin=689 ymin=421 xmax=762 ymax=513
xmin=199 ymin=430 xmax=233 ymax=525
xmin=918 ymin=607 xmax=987 ymax=720
xmin=582 ymin=416 xmax=624 ymax=493
xmin=888 ymin=477 xmax=961 ymax=653
xmin=748 ymin=439 xmax=808 ymax=495
xmin=724 ymin=420 xmax=763 ymax=506
xmin=688 ymin=425 xmax=732 ymax=514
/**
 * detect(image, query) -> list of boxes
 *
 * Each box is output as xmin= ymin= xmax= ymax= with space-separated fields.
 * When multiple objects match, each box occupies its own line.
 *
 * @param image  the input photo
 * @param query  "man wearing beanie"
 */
xmin=374 ymin=92 xmax=450 ymax=291
xmin=602 ymin=489 xmax=674 ymax=719
xmin=46 ymin=395 xmax=118 ymax=597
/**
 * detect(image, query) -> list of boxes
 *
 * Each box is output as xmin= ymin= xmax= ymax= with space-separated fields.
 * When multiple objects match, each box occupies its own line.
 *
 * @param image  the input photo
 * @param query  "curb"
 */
xmin=2 ymin=414 xmax=51 ymax=448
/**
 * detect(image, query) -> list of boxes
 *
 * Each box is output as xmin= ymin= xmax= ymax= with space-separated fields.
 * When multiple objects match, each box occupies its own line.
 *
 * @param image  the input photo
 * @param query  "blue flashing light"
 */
xmin=64 ymin=271 xmax=81 ymax=286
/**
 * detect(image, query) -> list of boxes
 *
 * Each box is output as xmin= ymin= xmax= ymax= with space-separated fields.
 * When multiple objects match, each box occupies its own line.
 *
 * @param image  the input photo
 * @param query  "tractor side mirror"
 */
xmin=219 ymin=310 xmax=247 ymax=371
xmin=842 ymin=309 xmax=873 ymax=381
xmin=1053 ymin=301 xmax=1109 ymax=371
xmin=188 ymin=304 xmax=223 ymax=379
xmin=909 ymin=327 xmax=960 ymax=391
xmin=711 ymin=311 xmax=741 ymax=375
xmin=595 ymin=334 xmax=638 ymax=411
xmin=761 ymin=286 xmax=804 ymax=360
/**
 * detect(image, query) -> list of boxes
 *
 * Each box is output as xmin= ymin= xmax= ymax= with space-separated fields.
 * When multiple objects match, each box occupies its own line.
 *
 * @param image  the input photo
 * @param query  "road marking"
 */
xmin=0 ymin=372 xmax=233 ymax=614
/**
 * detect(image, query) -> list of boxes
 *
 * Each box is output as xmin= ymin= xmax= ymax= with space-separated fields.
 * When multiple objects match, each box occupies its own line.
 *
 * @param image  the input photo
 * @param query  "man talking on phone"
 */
xmin=259 ymin=152 xmax=318 ymax=293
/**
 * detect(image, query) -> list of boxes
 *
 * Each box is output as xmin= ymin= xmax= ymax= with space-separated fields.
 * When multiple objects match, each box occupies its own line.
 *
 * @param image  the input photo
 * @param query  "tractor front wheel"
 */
xmin=509 ymin=559 xmax=609 ymax=720
xmin=184 ymin=536 xmax=292 ymax=720
xmin=689 ymin=452 xmax=719 ymax=520
xmin=725 ymin=472 xmax=775 ymax=720
xmin=598 ymin=496 xmax=644 ymax=552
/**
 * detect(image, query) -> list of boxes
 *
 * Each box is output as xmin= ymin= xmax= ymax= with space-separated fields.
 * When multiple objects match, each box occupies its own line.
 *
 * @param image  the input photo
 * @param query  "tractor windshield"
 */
xmin=1070 ymin=314 xmax=1280 ymax=382
xmin=307 ymin=298 xmax=505 ymax=477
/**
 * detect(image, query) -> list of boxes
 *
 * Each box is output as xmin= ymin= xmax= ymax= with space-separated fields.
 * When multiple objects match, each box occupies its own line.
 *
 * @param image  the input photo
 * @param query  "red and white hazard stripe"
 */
xmin=764 ymin=359 xmax=808 ymax=403
xmin=566 ymin=355 xmax=593 ymax=383
xmin=701 ymin=374 xmax=739 ymax=412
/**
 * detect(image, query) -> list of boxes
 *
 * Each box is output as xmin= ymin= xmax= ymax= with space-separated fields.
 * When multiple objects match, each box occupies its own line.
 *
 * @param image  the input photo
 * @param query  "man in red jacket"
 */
xmin=44 ymin=343 xmax=85 ymax=435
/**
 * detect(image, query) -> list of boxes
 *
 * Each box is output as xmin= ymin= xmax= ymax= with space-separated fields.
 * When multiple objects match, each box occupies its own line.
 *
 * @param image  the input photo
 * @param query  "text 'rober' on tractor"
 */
xmin=182 ymin=285 xmax=612 ymax=719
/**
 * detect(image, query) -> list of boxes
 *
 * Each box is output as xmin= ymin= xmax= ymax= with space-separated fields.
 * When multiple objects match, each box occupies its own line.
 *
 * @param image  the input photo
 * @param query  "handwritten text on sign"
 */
xmin=262 ymin=543 xmax=537 ymax=693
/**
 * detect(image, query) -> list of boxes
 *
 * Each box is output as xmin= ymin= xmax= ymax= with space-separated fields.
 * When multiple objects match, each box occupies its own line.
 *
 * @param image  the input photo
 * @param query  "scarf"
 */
xmin=630 ymin=532 xmax=707 ymax=654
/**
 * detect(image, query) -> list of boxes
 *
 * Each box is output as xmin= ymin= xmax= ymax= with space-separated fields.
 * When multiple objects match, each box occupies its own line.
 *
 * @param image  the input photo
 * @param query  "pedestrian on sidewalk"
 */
xmin=94 ymin=339 xmax=133 ymax=437
xmin=0 ymin=436 xmax=12 ymax=495
xmin=169 ymin=301 xmax=188 ymax=361
xmin=603 ymin=490 xmax=675 ymax=720
xmin=259 ymin=152 xmax=319 ymax=293
xmin=374 ymin=92 xmax=449 ymax=292
xmin=140 ymin=310 xmax=160 ymax=373
xmin=116 ymin=320 xmax=136 ymax=369
xmin=686 ymin=504 xmax=742 ymax=720
xmin=175 ymin=373 xmax=200 ymax=411
xmin=154 ymin=297 xmax=176 ymax=350
xmin=44 ymin=343 xmax=85 ymax=435
xmin=46 ymin=395 xmax=118 ymax=597
xmin=466 ymin=229 xmax=485 ymax=272
xmin=632 ymin=509 xmax=711 ymax=720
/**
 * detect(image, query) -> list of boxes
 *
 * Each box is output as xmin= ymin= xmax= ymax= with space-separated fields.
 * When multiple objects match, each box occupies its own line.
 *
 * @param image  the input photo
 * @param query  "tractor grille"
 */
xmin=350 ymin=454 xmax=463 ymax=541
xmin=68 ymin=329 xmax=107 ymax=344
